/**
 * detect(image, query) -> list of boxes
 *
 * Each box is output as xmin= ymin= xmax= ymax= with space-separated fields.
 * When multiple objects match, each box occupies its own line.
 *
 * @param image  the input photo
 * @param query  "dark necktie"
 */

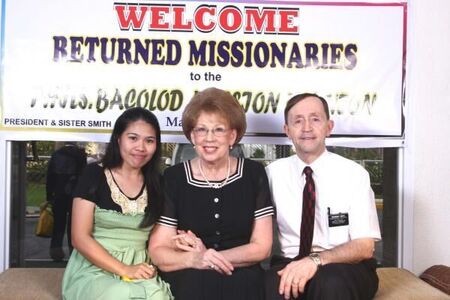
xmin=299 ymin=166 xmax=315 ymax=259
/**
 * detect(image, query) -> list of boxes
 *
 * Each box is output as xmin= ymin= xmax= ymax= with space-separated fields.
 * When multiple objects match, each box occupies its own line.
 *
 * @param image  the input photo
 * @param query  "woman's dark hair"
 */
xmin=101 ymin=107 xmax=163 ymax=227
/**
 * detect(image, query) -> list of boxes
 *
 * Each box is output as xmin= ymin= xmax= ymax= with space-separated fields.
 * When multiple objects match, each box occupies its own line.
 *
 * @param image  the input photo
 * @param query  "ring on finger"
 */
xmin=209 ymin=264 xmax=216 ymax=269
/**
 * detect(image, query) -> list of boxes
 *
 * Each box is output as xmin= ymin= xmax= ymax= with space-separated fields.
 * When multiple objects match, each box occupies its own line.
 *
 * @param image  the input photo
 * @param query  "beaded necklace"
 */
xmin=198 ymin=157 xmax=231 ymax=189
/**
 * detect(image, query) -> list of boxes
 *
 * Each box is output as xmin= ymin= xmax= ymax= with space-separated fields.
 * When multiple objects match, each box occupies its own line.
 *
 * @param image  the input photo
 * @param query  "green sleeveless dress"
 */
xmin=62 ymin=207 xmax=173 ymax=300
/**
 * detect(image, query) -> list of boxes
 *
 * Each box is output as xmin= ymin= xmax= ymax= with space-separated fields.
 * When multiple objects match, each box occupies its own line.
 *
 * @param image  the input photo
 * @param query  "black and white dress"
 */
xmin=158 ymin=158 xmax=274 ymax=300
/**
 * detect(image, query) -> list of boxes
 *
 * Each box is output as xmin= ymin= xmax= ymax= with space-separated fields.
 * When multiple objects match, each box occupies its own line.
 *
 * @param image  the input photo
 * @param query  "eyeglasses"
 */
xmin=192 ymin=127 xmax=229 ymax=137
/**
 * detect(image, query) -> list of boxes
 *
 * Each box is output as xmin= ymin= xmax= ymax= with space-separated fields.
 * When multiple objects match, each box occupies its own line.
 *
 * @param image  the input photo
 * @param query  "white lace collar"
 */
xmin=104 ymin=169 xmax=147 ymax=216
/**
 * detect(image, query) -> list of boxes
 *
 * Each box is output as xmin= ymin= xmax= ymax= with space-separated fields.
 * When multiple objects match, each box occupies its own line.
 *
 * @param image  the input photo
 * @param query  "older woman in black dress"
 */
xmin=149 ymin=87 xmax=274 ymax=300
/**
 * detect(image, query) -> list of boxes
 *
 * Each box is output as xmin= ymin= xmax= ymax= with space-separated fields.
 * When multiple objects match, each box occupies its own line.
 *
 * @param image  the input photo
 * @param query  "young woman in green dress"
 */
xmin=62 ymin=108 xmax=173 ymax=300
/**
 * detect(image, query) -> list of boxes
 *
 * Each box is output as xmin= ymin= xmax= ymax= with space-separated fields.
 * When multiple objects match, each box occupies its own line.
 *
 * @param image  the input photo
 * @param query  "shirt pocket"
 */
xmin=326 ymin=205 xmax=350 ymax=247
xmin=327 ymin=225 xmax=350 ymax=247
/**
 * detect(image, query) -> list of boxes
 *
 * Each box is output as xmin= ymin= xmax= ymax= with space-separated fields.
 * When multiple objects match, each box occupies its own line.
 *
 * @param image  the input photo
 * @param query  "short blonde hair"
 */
xmin=182 ymin=87 xmax=246 ymax=144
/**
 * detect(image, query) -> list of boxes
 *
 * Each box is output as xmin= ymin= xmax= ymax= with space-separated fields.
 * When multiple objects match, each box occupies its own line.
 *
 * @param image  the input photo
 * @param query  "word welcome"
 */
xmin=114 ymin=3 xmax=299 ymax=35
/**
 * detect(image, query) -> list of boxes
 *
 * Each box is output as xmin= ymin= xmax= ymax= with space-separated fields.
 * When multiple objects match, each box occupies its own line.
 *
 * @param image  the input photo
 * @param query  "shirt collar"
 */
xmin=293 ymin=150 xmax=329 ymax=177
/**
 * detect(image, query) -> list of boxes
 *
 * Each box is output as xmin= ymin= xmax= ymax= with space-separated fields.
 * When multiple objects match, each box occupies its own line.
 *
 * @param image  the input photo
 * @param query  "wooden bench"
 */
xmin=0 ymin=267 xmax=449 ymax=299
xmin=0 ymin=268 xmax=64 ymax=300
xmin=374 ymin=267 xmax=449 ymax=299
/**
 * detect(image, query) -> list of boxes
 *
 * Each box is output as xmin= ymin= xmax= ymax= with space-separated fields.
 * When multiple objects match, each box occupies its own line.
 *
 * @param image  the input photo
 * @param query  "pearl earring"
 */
xmin=229 ymin=145 xmax=233 ymax=150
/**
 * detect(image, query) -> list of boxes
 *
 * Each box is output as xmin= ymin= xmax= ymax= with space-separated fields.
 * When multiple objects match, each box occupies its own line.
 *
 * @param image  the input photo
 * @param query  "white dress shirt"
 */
xmin=266 ymin=150 xmax=381 ymax=259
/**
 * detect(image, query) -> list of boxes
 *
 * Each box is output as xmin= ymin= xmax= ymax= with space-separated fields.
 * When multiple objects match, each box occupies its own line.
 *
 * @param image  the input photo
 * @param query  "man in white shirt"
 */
xmin=265 ymin=93 xmax=381 ymax=300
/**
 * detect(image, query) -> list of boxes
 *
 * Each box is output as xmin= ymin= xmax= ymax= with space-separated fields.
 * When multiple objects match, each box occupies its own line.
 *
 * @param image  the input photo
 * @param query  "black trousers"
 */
xmin=265 ymin=256 xmax=379 ymax=300
xmin=50 ymin=195 xmax=73 ymax=250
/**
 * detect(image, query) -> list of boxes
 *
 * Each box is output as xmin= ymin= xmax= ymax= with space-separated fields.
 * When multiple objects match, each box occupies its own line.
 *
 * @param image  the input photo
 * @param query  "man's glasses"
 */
xmin=192 ymin=127 xmax=229 ymax=137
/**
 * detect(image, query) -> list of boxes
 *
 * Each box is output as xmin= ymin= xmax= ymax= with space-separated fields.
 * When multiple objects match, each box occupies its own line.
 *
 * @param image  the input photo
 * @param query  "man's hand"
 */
xmin=276 ymin=238 xmax=375 ymax=299
xmin=278 ymin=257 xmax=318 ymax=299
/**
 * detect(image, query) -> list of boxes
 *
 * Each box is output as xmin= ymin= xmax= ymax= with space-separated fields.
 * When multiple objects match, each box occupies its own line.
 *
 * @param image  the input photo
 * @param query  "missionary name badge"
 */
xmin=327 ymin=207 xmax=349 ymax=227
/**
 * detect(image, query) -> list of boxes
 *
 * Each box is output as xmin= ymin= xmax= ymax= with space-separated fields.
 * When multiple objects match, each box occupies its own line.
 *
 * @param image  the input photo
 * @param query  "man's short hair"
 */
xmin=284 ymin=93 xmax=330 ymax=124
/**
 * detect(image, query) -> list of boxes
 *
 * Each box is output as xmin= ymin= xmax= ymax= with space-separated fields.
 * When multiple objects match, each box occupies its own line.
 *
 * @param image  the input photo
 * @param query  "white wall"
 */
xmin=406 ymin=0 xmax=450 ymax=274
xmin=0 ymin=141 xmax=8 ymax=271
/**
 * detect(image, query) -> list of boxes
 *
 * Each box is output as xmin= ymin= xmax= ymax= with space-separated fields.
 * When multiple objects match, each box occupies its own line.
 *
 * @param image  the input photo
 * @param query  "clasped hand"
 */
xmin=278 ymin=257 xmax=318 ymax=299
xmin=172 ymin=230 xmax=233 ymax=275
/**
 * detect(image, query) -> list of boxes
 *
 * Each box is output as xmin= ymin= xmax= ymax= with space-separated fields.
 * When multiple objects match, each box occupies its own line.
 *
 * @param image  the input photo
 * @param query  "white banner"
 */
xmin=0 ymin=0 xmax=406 ymax=143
